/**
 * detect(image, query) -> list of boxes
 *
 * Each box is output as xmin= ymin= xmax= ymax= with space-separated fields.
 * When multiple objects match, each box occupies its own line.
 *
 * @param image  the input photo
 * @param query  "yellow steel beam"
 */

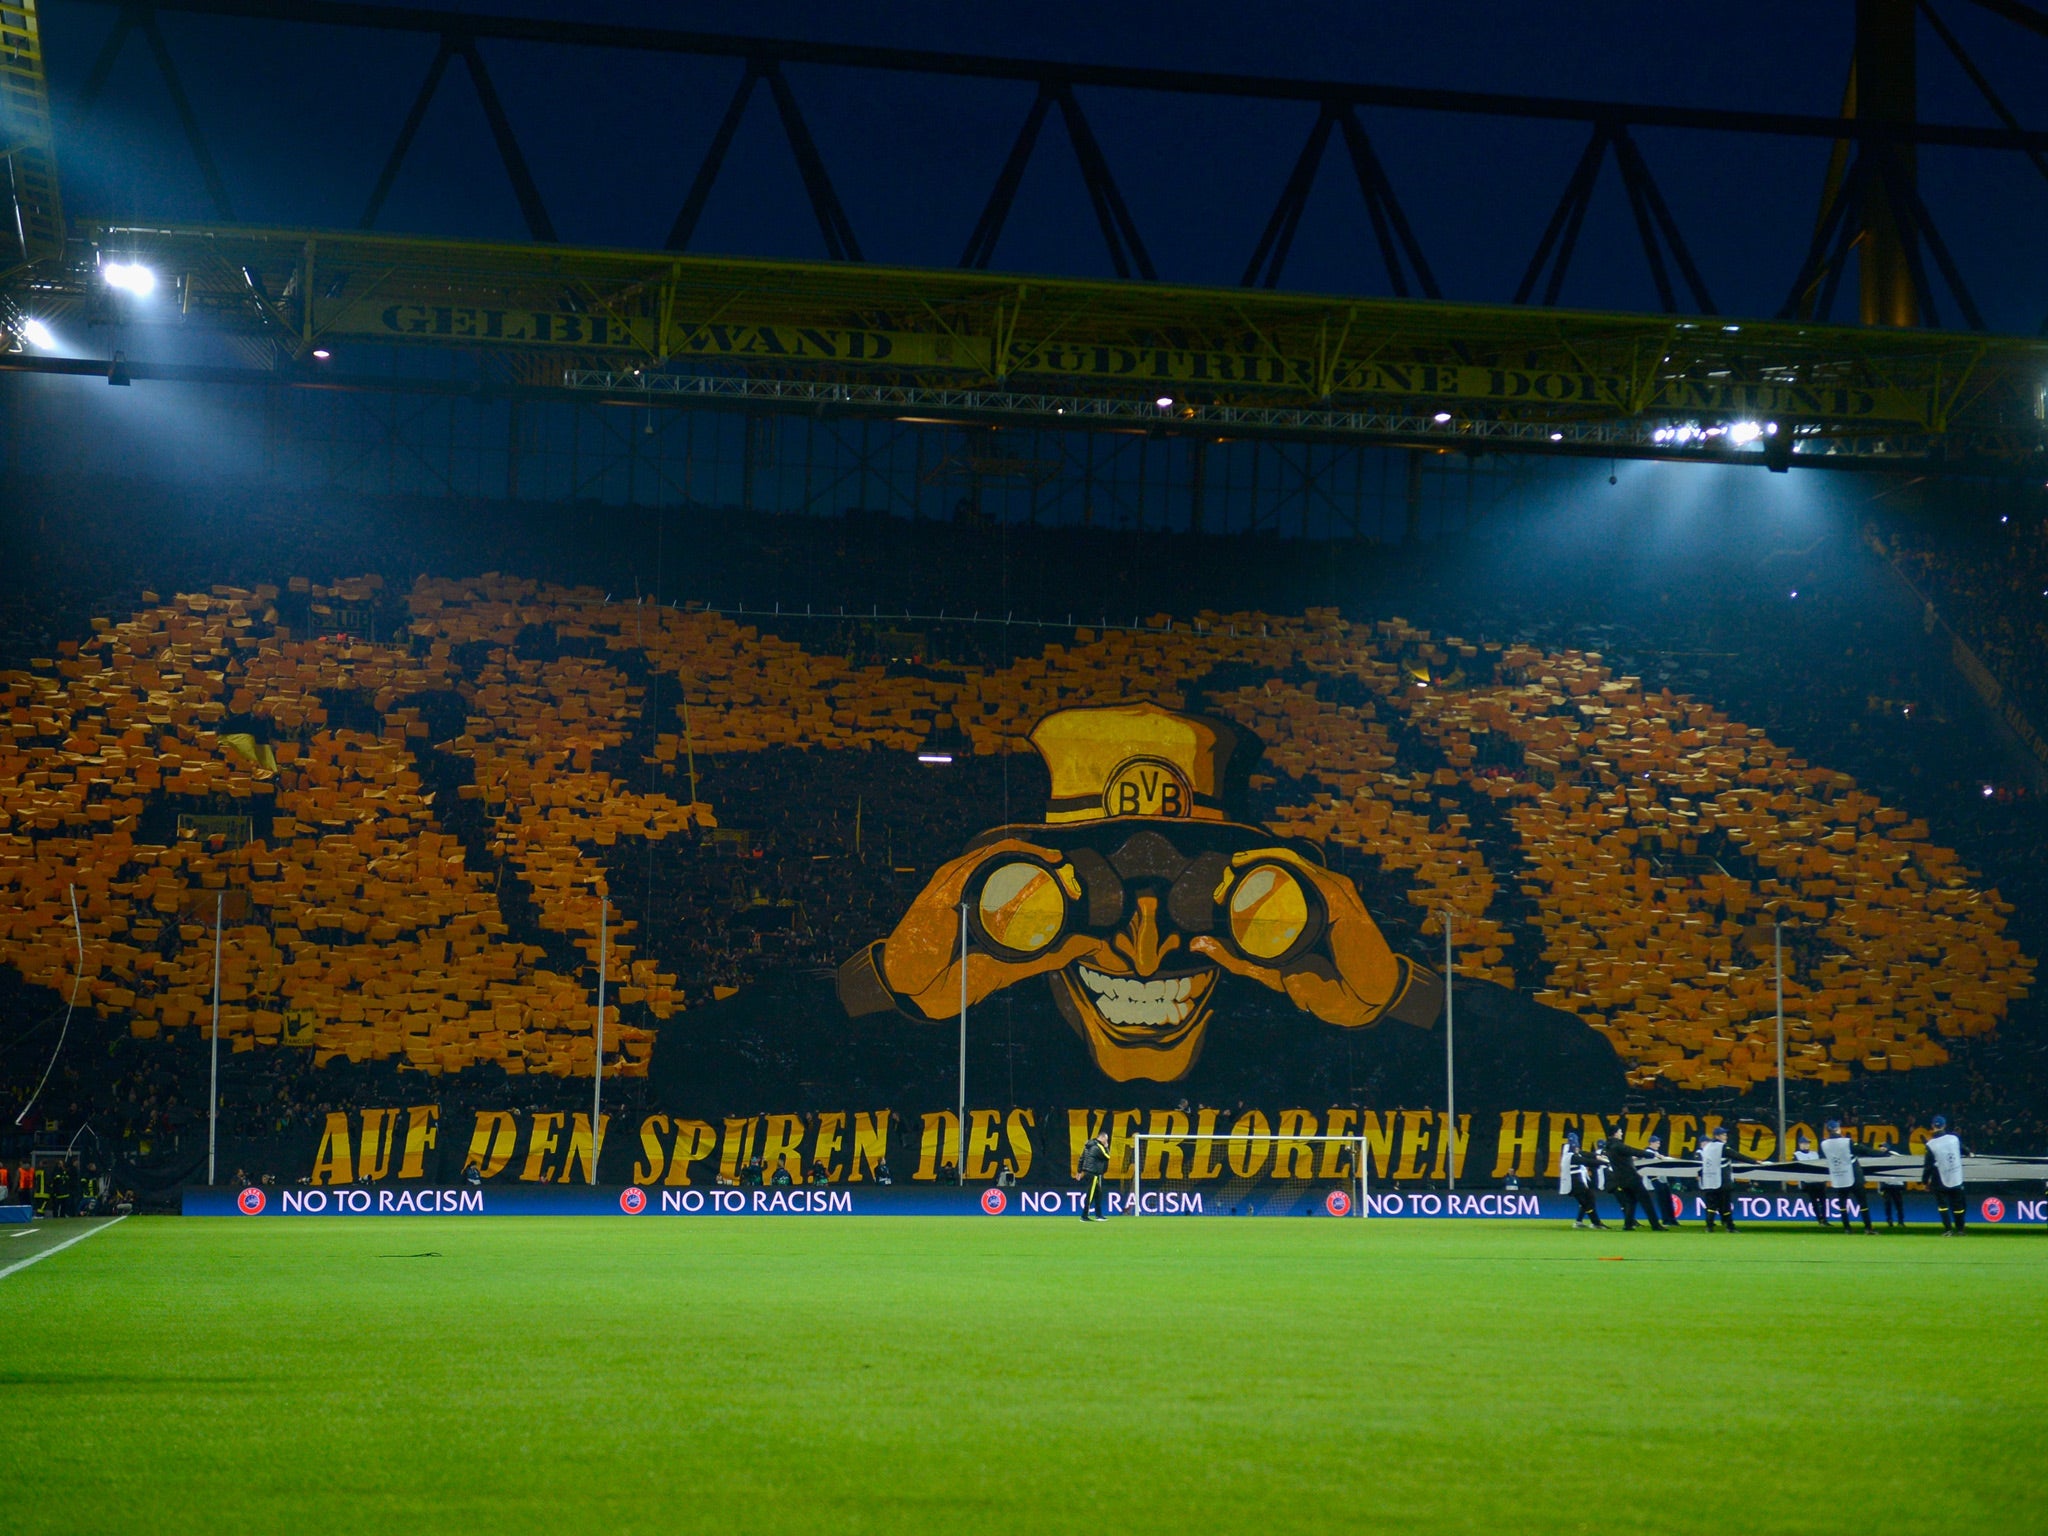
xmin=62 ymin=221 xmax=2048 ymax=441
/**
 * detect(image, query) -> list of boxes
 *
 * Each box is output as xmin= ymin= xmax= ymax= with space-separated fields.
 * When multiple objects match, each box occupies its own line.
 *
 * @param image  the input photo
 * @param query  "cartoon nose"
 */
xmin=1111 ymin=893 xmax=1181 ymax=976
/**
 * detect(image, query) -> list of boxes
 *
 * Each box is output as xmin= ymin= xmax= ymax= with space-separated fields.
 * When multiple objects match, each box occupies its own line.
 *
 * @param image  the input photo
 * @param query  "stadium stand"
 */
xmin=4 ymin=474 xmax=2048 ymax=1190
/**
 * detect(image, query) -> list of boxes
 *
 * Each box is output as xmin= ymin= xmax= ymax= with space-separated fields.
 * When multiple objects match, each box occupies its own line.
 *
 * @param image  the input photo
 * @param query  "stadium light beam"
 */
xmin=103 ymin=261 xmax=157 ymax=297
xmin=21 ymin=318 xmax=55 ymax=349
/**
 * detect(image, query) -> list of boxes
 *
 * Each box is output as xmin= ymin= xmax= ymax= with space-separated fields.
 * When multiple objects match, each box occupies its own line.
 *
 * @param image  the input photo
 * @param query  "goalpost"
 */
xmin=1128 ymin=1132 xmax=1373 ymax=1217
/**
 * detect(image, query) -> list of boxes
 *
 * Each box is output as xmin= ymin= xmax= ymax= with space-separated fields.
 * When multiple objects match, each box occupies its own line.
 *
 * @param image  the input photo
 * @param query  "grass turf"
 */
xmin=10 ymin=1215 xmax=2047 ymax=1534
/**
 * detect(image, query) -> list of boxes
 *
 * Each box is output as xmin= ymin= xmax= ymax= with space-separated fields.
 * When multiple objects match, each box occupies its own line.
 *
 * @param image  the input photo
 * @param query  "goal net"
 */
xmin=1127 ymin=1132 xmax=1371 ymax=1217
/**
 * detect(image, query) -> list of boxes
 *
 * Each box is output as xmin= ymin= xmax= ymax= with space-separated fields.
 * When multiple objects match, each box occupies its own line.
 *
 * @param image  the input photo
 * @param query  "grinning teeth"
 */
xmin=1076 ymin=965 xmax=1202 ymax=1028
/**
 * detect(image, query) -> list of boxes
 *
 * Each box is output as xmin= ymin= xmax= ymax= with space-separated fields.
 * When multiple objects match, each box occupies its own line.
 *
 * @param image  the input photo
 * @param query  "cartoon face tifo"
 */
xmin=842 ymin=819 xmax=1435 ymax=1085
xmin=965 ymin=824 xmax=1323 ymax=1080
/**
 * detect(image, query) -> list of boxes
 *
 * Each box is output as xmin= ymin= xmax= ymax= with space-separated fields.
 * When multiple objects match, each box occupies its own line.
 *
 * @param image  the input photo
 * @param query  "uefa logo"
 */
xmin=980 ymin=1187 xmax=1007 ymax=1215
xmin=1981 ymin=1197 xmax=2006 ymax=1223
xmin=1324 ymin=1189 xmax=1352 ymax=1217
xmin=237 ymin=1187 xmax=266 ymax=1216
xmin=619 ymin=1187 xmax=647 ymax=1215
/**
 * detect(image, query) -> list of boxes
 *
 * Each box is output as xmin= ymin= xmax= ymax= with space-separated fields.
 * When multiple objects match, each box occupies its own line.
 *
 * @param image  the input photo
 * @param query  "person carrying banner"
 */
xmin=1644 ymin=1134 xmax=1682 ymax=1226
xmin=1078 ymin=1128 xmax=1110 ymax=1222
xmin=1699 ymin=1125 xmax=1737 ymax=1231
xmin=1561 ymin=1129 xmax=1605 ymax=1229
xmin=1793 ymin=1139 xmax=1832 ymax=1227
xmin=1819 ymin=1120 xmax=1873 ymax=1233
xmin=1603 ymin=1126 xmax=1664 ymax=1231
xmin=1870 ymin=1134 xmax=1908 ymax=1228
xmin=1923 ymin=1116 xmax=1968 ymax=1235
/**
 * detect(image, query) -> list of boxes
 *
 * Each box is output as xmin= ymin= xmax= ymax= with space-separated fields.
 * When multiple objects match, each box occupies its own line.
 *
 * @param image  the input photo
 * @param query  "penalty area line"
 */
xmin=0 ymin=1215 xmax=127 ymax=1281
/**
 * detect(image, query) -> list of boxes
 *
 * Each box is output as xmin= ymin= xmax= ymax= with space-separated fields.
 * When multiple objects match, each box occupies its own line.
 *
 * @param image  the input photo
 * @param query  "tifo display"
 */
xmin=0 ymin=576 xmax=2029 ymax=1191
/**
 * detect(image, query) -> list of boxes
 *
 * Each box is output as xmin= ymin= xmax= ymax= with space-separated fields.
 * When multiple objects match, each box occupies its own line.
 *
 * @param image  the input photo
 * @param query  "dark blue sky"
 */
xmin=40 ymin=1 xmax=2048 ymax=330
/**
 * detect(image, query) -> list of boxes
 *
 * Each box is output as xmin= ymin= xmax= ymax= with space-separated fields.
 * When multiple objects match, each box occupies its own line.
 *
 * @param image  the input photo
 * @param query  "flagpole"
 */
xmin=208 ymin=891 xmax=223 ymax=1186
xmin=957 ymin=902 xmax=968 ymax=1186
xmin=593 ymin=892 xmax=607 ymax=1183
xmin=1444 ymin=907 xmax=1455 ymax=1192
xmin=1775 ymin=915 xmax=1786 ymax=1157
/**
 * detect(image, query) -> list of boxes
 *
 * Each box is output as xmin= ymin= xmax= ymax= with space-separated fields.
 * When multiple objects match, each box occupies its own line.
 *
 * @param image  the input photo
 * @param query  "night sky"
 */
xmin=37 ymin=2 xmax=2048 ymax=331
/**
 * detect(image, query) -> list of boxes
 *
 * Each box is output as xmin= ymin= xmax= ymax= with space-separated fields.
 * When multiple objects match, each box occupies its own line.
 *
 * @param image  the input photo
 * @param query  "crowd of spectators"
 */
xmin=5 ymin=469 xmax=2048 ymax=1195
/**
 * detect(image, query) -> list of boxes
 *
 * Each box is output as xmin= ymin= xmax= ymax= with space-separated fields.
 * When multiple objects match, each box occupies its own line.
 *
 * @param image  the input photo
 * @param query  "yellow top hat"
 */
xmin=1030 ymin=703 xmax=1245 ymax=825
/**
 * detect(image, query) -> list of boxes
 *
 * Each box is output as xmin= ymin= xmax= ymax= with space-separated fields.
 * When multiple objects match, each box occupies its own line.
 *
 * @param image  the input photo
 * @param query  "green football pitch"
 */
xmin=9 ymin=1215 xmax=2046 ymax=1534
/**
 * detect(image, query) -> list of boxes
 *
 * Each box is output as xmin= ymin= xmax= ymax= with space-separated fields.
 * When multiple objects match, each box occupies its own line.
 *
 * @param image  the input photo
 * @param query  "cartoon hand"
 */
xmin=875 ymin=839 xmax=1100 ymax=1020
xmin=1190 ymin=847 xmax=1425 ymax=1028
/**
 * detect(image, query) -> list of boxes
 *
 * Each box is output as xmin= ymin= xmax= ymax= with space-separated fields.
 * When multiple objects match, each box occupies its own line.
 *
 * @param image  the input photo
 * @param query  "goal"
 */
xmin=1127 ymin=1132 xmax=1372 ymax=1217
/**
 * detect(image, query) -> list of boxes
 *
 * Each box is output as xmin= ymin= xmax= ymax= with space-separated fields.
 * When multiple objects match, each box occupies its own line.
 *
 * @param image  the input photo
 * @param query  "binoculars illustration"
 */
xmin=962 ymin=825 xmax=1328 ymax=967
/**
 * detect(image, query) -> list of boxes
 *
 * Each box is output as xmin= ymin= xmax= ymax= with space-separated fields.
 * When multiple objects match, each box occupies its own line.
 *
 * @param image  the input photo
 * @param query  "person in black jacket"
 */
xmin=1603 ymin=1127 xmax=1664 ymax=1231
xmin=1560 ymin=1130 xmax=1605 ymax=1229
xmin=1644 ymin=1135 xmax=1682 ymax=1227
xmin=1078 ymin=1130 xmax=1111 ymax=1221
xmin=1869 ymin=1135 xmax=1907 ymax=1228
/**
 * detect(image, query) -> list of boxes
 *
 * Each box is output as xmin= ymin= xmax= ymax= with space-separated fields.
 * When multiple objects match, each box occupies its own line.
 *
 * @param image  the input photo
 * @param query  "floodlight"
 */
xmin=312 ymin=348 xmax=331 ymax=360
xmin=1729 ymin=421 xmax=1762 ymax=445
xmin=1548 ymin=431 xmax=1563 ymax=441
xmin=917 ymin=752 xmax=954 ymax=765
xmin=21 ymin=318 xmax=54 ymax=349
xmin=103 ymin=262 xmax=157 ymax=296
xmin=1432 ymin=411 xmax=1452 ymax=424
xmin=1154 ymin=396 xmax=1173 ymax=409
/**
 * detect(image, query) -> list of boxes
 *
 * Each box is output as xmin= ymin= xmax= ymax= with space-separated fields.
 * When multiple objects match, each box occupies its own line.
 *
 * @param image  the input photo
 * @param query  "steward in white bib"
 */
xmin=1820 ymin=1123 xmax=1872 ymax=1232
xmin=1925 ymin=1132 xmax=1965 ymax=1189
xmin=1923 ymin=1119 xmax=1969 ymax=1234
xmin=1698 ymin=1129 xmax=1737 ymax=1232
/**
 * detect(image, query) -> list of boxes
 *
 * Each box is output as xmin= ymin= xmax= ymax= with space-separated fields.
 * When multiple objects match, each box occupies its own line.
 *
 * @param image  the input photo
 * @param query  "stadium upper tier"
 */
xmin=0 ymin=575 xmax=2029 ymax=1094
xmin=10 ymin=224 xmax=2048 ymax=467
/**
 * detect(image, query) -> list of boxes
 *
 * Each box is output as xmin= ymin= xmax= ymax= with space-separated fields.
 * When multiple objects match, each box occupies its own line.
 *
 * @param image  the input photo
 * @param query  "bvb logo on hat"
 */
xmin=839 ymin=703 xmax=1441 ymax=1084
xmin=1034 ymin=704 xmax=1240 ymax=825
xmin=1102 ymin=758 xmax=1189 ymax=820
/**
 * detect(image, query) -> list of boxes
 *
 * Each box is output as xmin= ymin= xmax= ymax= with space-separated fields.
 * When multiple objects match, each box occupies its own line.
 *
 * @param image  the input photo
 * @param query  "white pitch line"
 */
xmin=0 ymin=1215 xmax=127 ymax=1280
